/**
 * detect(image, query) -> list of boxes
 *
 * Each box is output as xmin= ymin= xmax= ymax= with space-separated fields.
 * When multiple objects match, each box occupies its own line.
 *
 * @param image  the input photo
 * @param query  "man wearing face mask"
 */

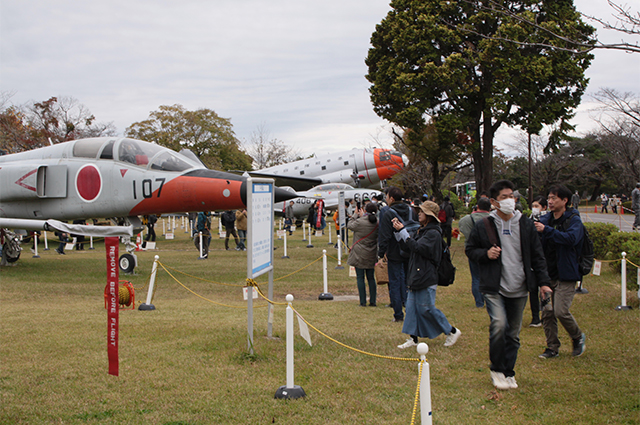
xmin=466 ymin=180 xmax=552 ymax=390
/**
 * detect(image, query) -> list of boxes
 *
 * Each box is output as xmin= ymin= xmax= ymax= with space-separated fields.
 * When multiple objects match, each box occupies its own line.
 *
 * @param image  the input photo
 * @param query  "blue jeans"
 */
xmin=237 ymin=229 xmax=246 ymax=249
xmin=403 ymin=286 xmax=452 ymax=339
xmin=388 ymin=260 xmax=406 ymax=320
xmin=468 ymin=258 xmax=484 ymax=307
xmin=484 ymin=293 xmax=527 ymax=378
xmin=356 ymin=268 xmax=376 ymax=306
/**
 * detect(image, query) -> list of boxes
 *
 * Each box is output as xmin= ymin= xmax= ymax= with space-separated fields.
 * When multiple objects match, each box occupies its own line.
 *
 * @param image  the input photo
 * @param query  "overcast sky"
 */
xmin=1 ymin=0 xmax=638 ymax=158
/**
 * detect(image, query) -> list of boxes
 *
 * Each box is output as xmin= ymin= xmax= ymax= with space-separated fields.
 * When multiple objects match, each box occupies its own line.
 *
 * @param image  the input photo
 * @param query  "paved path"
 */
xmin=576 ymin=207 xmax=637 ymax=233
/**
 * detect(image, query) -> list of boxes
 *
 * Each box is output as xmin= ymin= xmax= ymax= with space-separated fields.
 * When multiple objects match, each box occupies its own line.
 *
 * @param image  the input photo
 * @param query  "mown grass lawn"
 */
xmin=1 ymin=223 xmax=638 ymax=424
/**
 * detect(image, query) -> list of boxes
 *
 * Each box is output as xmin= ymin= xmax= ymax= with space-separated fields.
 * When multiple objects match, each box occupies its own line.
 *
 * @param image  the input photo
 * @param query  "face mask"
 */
xmin=498 ymin=198 xmax=515 ymax=215
xmin=532 ymin=207 xmax=540 ymax=215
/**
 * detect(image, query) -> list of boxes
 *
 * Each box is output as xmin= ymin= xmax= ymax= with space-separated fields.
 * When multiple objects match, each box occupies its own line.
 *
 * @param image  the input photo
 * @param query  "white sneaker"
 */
xmin=444 ymin=328 xmax=461 ymax=347
xmin=397 ymin=338 xmax=418 ymax=349
xmin=490 ymin=371 xmax=510 ymax=390
xmin=505 ymin=376 xmax=518 ymax=389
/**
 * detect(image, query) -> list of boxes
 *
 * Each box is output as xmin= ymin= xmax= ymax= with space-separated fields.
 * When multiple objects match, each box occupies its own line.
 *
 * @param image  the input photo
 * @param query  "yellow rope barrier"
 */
xmin=159 ymin=262 xmax=244 ymax=287
xmin=248 ymin=280 xmax=288 ymax=306
xmin=157 ymin=262 xmax=260 ymax=309
xmin=270 ymin=256 xmax=324 ymax=282
xmin=410 ymin=361 xmax=424 ymax=425
xmin=627 ymin=259 xmax=639 ymax=269
xmin=290 ymin=305 xmax=420 ymax=363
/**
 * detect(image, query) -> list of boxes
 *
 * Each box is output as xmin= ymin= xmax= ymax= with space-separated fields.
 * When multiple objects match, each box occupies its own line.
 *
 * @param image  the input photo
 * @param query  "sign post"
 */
xmin=246 ymin=178 xmax=275 ymax=354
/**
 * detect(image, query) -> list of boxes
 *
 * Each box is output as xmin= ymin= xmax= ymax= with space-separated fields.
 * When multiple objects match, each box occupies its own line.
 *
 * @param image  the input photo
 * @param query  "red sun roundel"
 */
xmin=76 ymin=164 xmax=102 ymax=202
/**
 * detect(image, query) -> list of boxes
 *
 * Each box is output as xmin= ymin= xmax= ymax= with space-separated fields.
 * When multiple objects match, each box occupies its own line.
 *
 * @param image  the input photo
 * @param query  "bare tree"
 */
xmin=455 ymin=0 xmax=639 ymax=53
xmin=245 ymin=123 xmax=299 ymax=169
xmin=590 ymin=89 xmax=640 ymax=190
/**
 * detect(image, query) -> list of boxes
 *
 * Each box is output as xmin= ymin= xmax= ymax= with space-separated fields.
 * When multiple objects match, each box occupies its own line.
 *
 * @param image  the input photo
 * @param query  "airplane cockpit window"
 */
xmin=73 ymin=138 xmax=110 ymax=158
xmin=150 ymin=152 xmax=193 ymax=172
xmin=117 ymin=138 xmax=165 ymax=167
xmin=99 ymin=140 xmax=114 ymax=159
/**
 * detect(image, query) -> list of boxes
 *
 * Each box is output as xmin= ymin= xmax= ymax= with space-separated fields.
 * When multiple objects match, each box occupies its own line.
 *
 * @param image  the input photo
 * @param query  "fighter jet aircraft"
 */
xmin=0 ymin=137 xmax=296 ymax=238
xmin=274 ymin=183 xmax=382 ymax=221
xmin=240 ymin=148 xmax=408 ymax=191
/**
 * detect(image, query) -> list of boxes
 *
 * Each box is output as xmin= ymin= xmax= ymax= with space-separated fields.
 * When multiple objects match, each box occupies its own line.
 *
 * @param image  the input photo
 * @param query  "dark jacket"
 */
xmin=465 ymin=214 xmax=550 ymax=294
xmin=398 ymin=222 xmax=442 ymax=291
xmin=378 ymin=201 xmax=413 ymax=262
xmin=538 ymin=208 xmax=584 ymax=282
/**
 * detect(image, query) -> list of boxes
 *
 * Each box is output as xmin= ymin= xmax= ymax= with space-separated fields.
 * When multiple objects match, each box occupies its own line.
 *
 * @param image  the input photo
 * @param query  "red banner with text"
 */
xmin=105 ymin=237 xmax=119 ymax=376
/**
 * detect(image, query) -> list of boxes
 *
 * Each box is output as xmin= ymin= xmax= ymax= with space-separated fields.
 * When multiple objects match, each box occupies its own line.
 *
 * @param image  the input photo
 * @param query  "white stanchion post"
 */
xmin=274 ymin=294 xmax=306 ymax=399
xmin=302 ymin=220 xmax=307 ymax=241
xmin=282 ymin=230 xmax=289 ymax=259
xmin=306 ymin=223 xmax=314 ymax=248
xmin=32 ymin=233 xmax=40 ymax=258
xmin=417 ymin=343 xmax=432 ymax=425
xmin=89 ymin=236 xmax=94 ymax=250
xmin=43 ymin=231 xmax=49 ymax=250
xmin=335 ymin=229 xmax=344 ymax=270
xmin=198 ymin=231 xmax=205 ymax=260
xmin=162 ymin=219 xmax=166 ymax=236
xmin=616 ymin=252 xmax=632 ymax=310
xmin=319 ymin=249 xmax=333 ymax=300
xmin=637 ymin=266 xmax=640 ymax=300
xmin=139 ymin=255 xmax=159 ymax=310
xmin=328 ymin=225 xmax=332 ymax=245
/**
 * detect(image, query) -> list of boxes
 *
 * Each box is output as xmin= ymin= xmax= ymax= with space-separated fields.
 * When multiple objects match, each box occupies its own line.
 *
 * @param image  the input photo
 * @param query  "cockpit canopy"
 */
xmin=311 ymin=183 xmax=355 ymax=191
xmin=72 ymin=138 xmax=199 ymax=172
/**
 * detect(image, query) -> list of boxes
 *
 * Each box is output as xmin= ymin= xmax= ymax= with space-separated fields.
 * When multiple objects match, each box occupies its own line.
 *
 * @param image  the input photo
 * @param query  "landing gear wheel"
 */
xmin=119 ymin=253 xmax=136 ymax=273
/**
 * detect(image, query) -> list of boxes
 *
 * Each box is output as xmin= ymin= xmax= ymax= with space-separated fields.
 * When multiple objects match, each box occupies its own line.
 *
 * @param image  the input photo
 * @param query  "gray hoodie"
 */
xmin=491 ymin=210 xmax=528 ymax=298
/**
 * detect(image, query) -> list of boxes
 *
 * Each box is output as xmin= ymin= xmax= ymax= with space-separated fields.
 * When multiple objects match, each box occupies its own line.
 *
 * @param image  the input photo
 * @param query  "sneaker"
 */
xmin=490 ymin=371 xmax=510 ymax=390
xmin=397 ymin=338 xmax=417 ymax=349
xmin=505 ymin=376 xmax=518 ymax=389
xmin=572 ymin=333 xmax=586 ymax=357
xmin=444 ymin=327 xmax=461 ymax=347
xmin=539 ymin=348 xmax=559 ymax=359
xmin=529 ymin=320 xmax=542 ymax=328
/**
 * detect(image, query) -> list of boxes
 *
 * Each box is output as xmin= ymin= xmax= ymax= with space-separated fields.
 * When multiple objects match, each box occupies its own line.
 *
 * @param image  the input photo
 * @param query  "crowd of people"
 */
xmin=338 ymin=180 xmax=600 ymax=392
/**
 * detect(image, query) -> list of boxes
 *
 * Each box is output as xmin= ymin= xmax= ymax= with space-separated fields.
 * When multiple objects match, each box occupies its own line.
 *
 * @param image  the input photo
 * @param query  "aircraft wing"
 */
xmin=0 ymin=218 xmax=135 ymax=237
xmin=230 ymin=171 xmax=322 ymax=192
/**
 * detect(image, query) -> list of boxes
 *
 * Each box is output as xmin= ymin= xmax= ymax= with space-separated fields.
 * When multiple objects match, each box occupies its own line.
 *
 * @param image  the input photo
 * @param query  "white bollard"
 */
xmin=43 ymin=231 xmax=49 ymax=250
xmin=327 ymin=226 xmax=332 ymax=245
xmin=319 ymin=249 xmax=333 ymax=300
xmin=417 ymin=343 xmax=432 ymax=425
xmin=335 ymin=229 xmax=344 ymax=270
xmin=306 ymin=223 xmax=314 ymax=248
xmin=198 ymin=231 xmax=205 ymax=260
xmin=139 ymin=255 xmax=159 ymax=310
xmin=274 ymin=294 xmax=306 ymax=399
xmin=282 ymin=230 xmax=289 ymax=259
xmin=89 ymin=235 xmax=94 ymax=250
xmin=162 ymin=219 xmax=166 ymax=236
xmin=32 ymin=233 xmax=40 ymax=258
xmin=302 ymin=220 xmax=307 ymax=241
xmin=616 ymin=252 xmax=632 ymax=310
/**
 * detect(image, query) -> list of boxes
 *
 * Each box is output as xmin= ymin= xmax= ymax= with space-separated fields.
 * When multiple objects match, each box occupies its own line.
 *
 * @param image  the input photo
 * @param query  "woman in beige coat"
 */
xmin=347 ymin=202 xmax=379 ymax=306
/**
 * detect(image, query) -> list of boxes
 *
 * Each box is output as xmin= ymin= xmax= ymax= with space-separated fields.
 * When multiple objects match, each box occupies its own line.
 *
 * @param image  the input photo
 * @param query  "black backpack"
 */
xmin=562 ymin=212 xmax=594 ymax=276
xmin=437 ymin=241 xmax=456 ymax=286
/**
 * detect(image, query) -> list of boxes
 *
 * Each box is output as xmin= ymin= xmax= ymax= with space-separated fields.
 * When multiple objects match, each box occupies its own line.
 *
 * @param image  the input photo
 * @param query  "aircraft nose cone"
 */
xmin=274 ymin=186 xmax=298 ymax=203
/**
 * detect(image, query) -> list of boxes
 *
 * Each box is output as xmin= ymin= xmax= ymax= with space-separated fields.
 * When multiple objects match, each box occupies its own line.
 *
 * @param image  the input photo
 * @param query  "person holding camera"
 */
xmin=535 ymin=184 xmax=587 ymax=359
xmin=347 ymin=202 xmax=379 ymax=307
xmin=393 ymin=201 xmax=461 ymax=349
